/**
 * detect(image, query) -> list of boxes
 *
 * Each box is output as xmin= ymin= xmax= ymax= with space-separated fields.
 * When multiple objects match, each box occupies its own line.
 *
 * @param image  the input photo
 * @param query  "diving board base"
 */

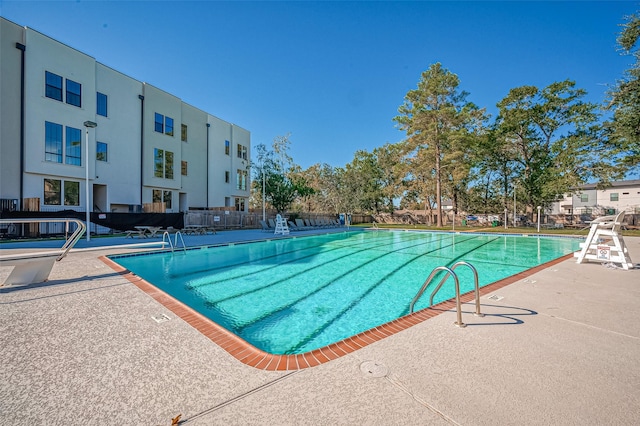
xmin=2 ymin=256 xmax=57 ymax=285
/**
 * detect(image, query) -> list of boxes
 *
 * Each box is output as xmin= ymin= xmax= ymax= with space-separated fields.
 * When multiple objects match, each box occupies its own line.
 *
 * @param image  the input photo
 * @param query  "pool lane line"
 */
xmin=187 ymin=231 xmax=450 ymax=289
xmin=166 ymin=231 xmax=416 ymax=281
xmin=203 ymin=234 xmax=482 ymax=311
xmin=99 ymin=252 xmax=575 ymax=370
xmin=228 ymin=235 xmax=485 ymax=340
xmin=281 ymin=236 xmax=499 ymax=354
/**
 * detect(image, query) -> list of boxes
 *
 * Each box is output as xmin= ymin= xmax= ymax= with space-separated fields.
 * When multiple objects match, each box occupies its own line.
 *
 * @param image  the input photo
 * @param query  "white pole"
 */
xmin=504 ymin=208 xmax=508 ymax=230
xmin=85 ymin=128 xmax=90 ymax=242
xmin=262 ymin=167 xmax=266 ymax=221
xmin=83 ymin=121 xmax=97 ymax=242
xmin=513 ymin=183 xmax=516 ymax=227
xmin=537 ymin=206 xmax=541 ymax=233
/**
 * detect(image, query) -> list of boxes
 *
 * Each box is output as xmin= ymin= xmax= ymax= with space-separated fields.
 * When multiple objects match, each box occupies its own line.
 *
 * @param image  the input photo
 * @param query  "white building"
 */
xmin=550 ymin=180 xmax=640 ymax=217
xmin=0 ymin=17 xmax=251 ymax=214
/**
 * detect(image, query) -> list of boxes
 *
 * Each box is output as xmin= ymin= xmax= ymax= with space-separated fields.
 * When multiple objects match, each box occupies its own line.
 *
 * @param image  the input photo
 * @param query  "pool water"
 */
xmin=110 ymin=231 xmax=580 ymax=354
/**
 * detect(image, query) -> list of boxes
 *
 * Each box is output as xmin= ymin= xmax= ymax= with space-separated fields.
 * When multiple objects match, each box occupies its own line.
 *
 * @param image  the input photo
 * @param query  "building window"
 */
xmin=44 ymin=179 xmax=62 ymax=205
xmin=165 ymin=117 xmax=174 ymax=136
xmin=45 ymin=121 xmax=63 ymax=163
xmin=64 ymin=181 xmax=80 ymax=206
xmin=610 ymin=193 xmax=619 ymax=202
xmin=236 ymin=169 xmax=247 ymax=190
xmin=163 ymin=190 xmax=172 ymax=209
xmin=153 ymin=148 xmax=174 ymax=179
xmin=165 ymin=151 xmax=174 ymax=179
xmin=225 ymin=171 xmax=230 ymax=183
xmin=154 ymin=113 xmax=174 ymax=136
xmin=181 ymin=124 xmax=187 ymax=142
xmin=45 ymin=71 xmax=63 ymax=101
xmin=152 ymin=189 xmax=172 ymax=209
xmin=181 ymin=160 xmax=188 ymax=176
xmin=97 ymin=92 xmax=108 ymax=117
xmin=96 ymin=142 xmax=108 ymax=162
xmin=66 ymin=79 xmax=82 ymax=107
xmin=225 ymin=140 xmax=230 ymax=155
xmin=235 ymin=197 xmax=245 ymax=212
xmin=154 ymin=148 xmax=164 ymax=178
xmin=65 ymin=127 xmax=82 ymax=166
xmin=237 ymin=144 xmax=247 ymax=160
xmin=580 ymin=194 xmax=589 ymax=202
xmin=154 ymin=113 xmax=164 ymax=133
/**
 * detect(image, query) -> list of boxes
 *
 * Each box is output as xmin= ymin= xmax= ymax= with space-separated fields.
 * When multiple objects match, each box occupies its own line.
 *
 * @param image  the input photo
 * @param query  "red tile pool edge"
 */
xmin=101 ymin=253 xmax=574 ymax=371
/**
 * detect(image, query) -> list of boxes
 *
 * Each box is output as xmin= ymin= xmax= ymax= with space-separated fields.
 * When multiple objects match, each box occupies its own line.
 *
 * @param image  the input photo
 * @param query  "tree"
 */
xmin=251 ymin=134 xmax=313 ymax=214
xmin=394 ymin=63 xmax=484 ymax=226
xmin=494 ymin=80 xmax=605 ymax=217
xmin=373 ymin=143 xmax=404 ymax=213
xmin=606 ymin=11 xmax=640 ymax=173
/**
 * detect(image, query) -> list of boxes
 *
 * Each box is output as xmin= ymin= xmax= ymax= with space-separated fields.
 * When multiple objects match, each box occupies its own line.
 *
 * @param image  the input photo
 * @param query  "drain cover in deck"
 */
xmin=360 ymin=361 xmax=388 ymax=378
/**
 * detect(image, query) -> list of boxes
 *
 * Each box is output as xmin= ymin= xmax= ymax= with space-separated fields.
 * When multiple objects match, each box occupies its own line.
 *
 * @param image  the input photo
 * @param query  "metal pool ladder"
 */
xmin=409 ymin=261 xmax=484 ymax=328
xmin=162 ymin=231 xmax=186 ymax=253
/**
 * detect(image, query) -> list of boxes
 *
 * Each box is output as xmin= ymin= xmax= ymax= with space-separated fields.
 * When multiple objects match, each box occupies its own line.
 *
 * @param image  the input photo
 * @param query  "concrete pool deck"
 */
xmin=1 ymin=229 xmax=639 ymax=425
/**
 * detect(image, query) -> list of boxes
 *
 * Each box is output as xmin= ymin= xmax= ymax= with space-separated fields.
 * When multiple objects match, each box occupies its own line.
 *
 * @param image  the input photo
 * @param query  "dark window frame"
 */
xmin=64 ymin=181 xmax=80 ymax=206
xmin=97 ymin=92 xmax=108 ymax=117
xmin=45 ymin=71 xmax=63 ymax=101
xmin=96 ymin=141 xmax=108 ymax=162
xmin=45 ymin=121 xmax=63 ymax=163
xmin=165 ymin=116 xmax=174 ymax=136
xmin=44 ymin=178 xmax=62 ymax=205
xmin=154 ymin=113 xmax=164 ymax=133
xmin=65 ymin=79 xmax=82 ymax=107
xmin=65 ymin=126 xmax=82 ymax=166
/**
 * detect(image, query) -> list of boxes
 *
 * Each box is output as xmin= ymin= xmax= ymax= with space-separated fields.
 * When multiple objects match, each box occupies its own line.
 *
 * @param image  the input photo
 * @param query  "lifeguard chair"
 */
xmin=273 ymin=214 xmax=289 ymax=235
xmin=574 ymin=211 xmax=634 ymax=270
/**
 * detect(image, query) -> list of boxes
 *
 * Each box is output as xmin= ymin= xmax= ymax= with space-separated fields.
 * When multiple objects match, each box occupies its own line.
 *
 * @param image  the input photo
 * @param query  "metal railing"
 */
xmin=0 ymin=218 xmax=86 ymax=261
xmin=162 ymin=231 xmax=186 ymax=253
xmin=409 ymin=261 xmax=484 ymax=328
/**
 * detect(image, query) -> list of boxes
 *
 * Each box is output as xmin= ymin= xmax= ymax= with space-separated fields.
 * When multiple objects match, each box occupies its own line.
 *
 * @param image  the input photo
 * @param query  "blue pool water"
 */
xmin=110 ymin=231 xmax=581 ymax=354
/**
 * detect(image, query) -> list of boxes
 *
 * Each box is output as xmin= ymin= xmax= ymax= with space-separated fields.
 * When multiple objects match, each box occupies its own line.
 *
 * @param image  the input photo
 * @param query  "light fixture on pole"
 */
xmin=83 ymin=121 xmax=97 ymax=242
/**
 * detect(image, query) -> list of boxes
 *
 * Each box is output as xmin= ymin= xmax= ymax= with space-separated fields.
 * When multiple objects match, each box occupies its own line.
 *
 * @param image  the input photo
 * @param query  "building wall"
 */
xmin=180 ymin=102 xmax=209 ymax=209
xmin=22 ymin=27 xmax=98 ymax=211
xmin=95 ymin=63 xmax=143 ymax=210
xmin=0 ymin=17 xmax=250 ymax=214
xmin=550 ymin=180 xmax=640 ymax=215
xmin=206 ymin=116 xmax=251 ymax=210
xmin=0 ymin=18 xmax=24 ymax=203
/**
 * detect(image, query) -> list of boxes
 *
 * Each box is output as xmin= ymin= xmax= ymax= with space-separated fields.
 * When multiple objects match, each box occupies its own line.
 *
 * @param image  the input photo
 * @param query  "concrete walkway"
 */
xmin=1 ymin=231 xmax=638 ymax=425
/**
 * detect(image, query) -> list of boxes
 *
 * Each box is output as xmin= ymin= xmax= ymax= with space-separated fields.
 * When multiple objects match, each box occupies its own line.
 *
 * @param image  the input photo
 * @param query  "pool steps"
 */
xmin=410 ymin=261 xmax=484 ymax=327
xmin=162 ymin=230 xmax=187 ymax=253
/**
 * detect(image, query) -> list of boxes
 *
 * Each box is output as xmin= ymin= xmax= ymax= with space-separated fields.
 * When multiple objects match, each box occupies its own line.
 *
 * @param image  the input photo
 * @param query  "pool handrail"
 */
xmin=410 ymin=266 xmax=466 ymax=328
xmin=429 ymin=261 xmax=484 ymax=318
xmin=162 ymin=230 xmax=186 ymax=253
xmin=0 ymin=218 xmax=86 ymax=261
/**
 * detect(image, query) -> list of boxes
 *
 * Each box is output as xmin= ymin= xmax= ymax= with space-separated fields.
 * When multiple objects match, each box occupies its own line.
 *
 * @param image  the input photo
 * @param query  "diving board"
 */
xmin=0 ymin=218 xmax=86 ymax=285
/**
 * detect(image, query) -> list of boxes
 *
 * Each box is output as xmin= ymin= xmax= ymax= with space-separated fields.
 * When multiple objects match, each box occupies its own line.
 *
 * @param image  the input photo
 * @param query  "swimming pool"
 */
xmin=110 ymin=231 xmax=580 ymax=355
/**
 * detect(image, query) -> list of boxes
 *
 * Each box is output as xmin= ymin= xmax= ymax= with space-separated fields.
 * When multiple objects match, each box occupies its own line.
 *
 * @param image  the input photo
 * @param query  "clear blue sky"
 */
xmin=1 ymin=1 xmax=636 ymax=169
